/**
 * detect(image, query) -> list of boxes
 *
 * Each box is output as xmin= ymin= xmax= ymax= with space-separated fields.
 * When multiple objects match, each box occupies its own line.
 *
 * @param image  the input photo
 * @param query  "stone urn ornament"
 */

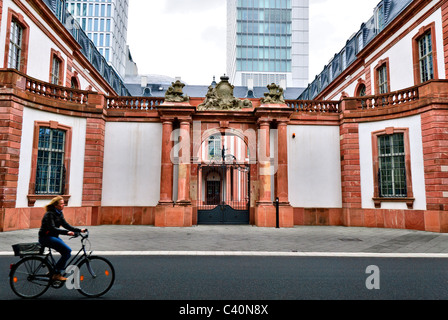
xmin=165 ymin=80 xmax=190 ymax=103
xmin=261 ymin=83 xmax=286 ymax=104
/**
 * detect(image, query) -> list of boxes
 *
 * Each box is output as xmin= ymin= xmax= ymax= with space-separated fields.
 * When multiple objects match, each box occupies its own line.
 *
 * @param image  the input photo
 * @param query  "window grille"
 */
xmin=418 ymin=32 xmax=434 ymax=83
xmin=51 ymin=57 xmax=61 ymax=85
xmin=35 ymin=128 xmax=66 ymax=195
xmin=377 ymin=65 xmax=388 ymax=94
xmin=8 ymin=20 xmax=23 ymax=70
xmin=378 ymin=133 xmax=407 ymax=198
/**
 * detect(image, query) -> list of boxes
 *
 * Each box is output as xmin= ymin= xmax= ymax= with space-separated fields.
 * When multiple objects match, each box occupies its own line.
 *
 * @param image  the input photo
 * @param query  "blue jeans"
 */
xmin=39 ymin=236 xmax=72 ymax=274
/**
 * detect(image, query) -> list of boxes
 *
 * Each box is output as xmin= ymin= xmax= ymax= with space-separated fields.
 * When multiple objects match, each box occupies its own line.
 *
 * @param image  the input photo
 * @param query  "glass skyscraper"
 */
xmin=66 ymin=0 xmax=129 ymax=78
xmin=227 ymin=0 xmax=309 ymax=88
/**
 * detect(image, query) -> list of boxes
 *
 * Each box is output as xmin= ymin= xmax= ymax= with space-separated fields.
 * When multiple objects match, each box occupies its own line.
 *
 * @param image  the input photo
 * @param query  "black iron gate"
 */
xmin=197 ymin=163 xmax=250 ymax=225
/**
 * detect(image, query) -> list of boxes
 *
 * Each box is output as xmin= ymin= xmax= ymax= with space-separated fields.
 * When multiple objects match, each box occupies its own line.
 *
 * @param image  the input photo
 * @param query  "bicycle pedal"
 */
xmin=51 ymin=280 xmax=65 ymax=288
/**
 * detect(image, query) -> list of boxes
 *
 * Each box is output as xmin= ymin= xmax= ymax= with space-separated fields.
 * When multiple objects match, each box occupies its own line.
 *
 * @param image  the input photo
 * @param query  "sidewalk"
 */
xmin=1 ymin=225 xmax=448 ymax=257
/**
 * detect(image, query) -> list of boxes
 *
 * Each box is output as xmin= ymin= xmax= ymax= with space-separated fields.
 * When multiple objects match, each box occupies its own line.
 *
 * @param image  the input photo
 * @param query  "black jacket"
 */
xmin=39 ymin=209 xmax=81 ymax=238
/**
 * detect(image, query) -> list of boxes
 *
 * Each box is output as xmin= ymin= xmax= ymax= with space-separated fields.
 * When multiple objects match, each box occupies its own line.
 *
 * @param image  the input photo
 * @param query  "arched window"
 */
xmin=71 ymin=76 xmax=80 ymax=89
xmin=356 ymin=83 xmax=366 ymax=97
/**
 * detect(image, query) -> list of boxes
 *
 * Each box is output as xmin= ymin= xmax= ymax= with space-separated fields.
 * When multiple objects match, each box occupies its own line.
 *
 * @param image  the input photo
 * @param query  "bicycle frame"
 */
xmin=45 ymin=232 xmax=94 ymax=277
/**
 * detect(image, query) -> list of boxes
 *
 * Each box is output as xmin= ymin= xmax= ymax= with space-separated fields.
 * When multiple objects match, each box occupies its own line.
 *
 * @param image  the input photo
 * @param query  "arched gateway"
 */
xmin=197 ymin=132 xmax=251 ymax=224
xmin=155 ymin=76 xmax=294 ymax=227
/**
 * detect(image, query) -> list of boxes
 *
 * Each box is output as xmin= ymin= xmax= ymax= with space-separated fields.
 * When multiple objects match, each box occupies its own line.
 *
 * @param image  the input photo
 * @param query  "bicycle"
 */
xmin=9 ymin=230 xmax=115 ymax=299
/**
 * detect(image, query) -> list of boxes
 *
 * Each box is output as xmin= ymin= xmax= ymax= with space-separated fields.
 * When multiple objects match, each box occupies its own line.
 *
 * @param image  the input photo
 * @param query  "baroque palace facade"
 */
xmin=1 ymin=0 xmax=448 ymax=232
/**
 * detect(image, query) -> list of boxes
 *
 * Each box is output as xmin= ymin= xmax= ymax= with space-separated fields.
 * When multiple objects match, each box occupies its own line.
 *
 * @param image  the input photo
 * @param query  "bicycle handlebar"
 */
xmin=70 ymin=229 xmax=89 ymax=239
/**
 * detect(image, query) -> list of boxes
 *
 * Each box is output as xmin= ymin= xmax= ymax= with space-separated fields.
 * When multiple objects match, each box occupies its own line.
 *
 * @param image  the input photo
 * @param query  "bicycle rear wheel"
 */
xmin=10 ymin=256 xmax=51 ymax=299
xmin=77 ymin=256 xmax=115 ymax=298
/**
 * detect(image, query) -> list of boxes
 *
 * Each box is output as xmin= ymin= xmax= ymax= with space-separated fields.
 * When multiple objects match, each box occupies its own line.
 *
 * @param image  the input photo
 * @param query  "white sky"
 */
xmin=127 ymin=0 xmax=380 ymax=86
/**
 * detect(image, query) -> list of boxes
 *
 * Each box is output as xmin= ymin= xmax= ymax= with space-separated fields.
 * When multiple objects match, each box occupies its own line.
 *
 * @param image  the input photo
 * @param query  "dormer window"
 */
xmin=357 ymin=33 xmax=364 ymax=53
xmin=328 ymin=62 xmax=333 ymax=81
xmin=55 ymin=0 xmax=66 ymax=23
xmin=376 ymin=5 xmax=385 ymax=33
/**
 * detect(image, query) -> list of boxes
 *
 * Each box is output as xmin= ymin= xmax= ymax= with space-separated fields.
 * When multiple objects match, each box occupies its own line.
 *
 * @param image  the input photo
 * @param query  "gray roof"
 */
xmin=299 ymin=0 xmax=413 ymax=100
xmin=125 ymin=79 xmax=304 ymax=100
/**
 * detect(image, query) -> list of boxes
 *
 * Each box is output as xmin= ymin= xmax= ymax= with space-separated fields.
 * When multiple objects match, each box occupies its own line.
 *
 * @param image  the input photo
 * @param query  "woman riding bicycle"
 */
xmin=38 ymin=196 xmax=86 ymax=281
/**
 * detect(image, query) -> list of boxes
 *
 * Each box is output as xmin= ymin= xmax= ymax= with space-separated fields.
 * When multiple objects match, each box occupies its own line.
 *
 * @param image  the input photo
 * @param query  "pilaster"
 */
xmin=155 ymin=102 xmax=195 ymax=227
xmin=254 ymin=102 xmax=293 ymax=227
xmin=0 ymin=71 xmax=26 ymax=231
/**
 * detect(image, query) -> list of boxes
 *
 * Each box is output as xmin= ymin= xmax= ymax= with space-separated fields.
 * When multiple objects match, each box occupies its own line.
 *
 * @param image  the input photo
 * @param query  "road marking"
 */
xmin=2 ymin=251 xmax=448 ymax=258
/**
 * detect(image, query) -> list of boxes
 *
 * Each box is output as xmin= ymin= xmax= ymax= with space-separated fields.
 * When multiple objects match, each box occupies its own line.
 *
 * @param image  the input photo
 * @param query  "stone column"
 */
xmin=254 ymin=102 xmax=294 ymax=228
xmin=156 ymin=101 xmax=195 ymax=227
xmin=276 ymin=120 xmax=289 ymax=204
xmin=176 ymin=120 xmax=191 ymax=204
xmin=257 ymin=120 xmax=271 ymax=204
xmin=254 ymin=120 xmax=276 ymax=227
xmin=159 ymin=119 xmax=174 ymax=205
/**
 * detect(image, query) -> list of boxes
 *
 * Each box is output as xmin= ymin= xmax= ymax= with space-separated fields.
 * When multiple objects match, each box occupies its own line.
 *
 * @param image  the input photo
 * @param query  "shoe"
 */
xmin=52 ymin=273 xmax=67 ymax=281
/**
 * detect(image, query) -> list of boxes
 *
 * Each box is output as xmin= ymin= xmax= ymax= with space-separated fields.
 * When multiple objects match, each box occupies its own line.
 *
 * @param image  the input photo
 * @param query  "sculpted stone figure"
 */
xmin=165 ymin=80 xmax=190 ymax=102
xmin=261 ymin=83 xmax=285 ymax=104
xmin=198 ymin=75 xmax=252 ymax=111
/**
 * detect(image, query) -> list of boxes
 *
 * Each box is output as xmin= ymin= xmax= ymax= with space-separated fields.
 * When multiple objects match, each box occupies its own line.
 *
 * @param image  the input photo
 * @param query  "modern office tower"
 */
xmin=227 ymin=0 xmax=309 ymax=88
xmin=66 ymin=0 xmax=129 ymax=78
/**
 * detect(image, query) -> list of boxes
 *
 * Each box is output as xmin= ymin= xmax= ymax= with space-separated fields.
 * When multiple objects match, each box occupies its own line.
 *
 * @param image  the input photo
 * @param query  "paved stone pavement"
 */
xmin=1 ymin=225 xmax=448 ymax=256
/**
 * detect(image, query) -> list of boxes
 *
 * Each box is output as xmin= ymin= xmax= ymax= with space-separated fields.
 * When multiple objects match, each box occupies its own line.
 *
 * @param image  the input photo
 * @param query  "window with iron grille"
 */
xmin=8 ymin=20 xmax=23 ymax=70
xmin=35 ymin=128 xmax=66 ymax=195
xmin=378 ymin=133 xmax=407 ymax=198
xmin=418 ymin=31 xmax=434 ymax=83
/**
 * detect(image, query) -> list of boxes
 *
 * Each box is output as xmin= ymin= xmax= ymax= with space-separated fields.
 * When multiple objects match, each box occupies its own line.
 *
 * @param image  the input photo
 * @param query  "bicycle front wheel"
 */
xmin=77 ymin=256 xmax=115 ymax=298
xmin=10 ymin=256 xmax=51 ymax=299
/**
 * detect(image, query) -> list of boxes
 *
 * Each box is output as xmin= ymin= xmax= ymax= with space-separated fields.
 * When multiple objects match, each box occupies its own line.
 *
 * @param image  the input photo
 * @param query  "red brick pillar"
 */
xmin=0 ymin=71 xmax=26 ymax=231
xmin=340 ymin=120 xmax=362 ymax=226
xmin=442 ymin=1 xmax=448 ymax=78
xmin=420 ymin=82 xmax=448 ymax=232
xmin=82 ymin=117 xmax=105 ymax=206
xmin=82 ymin=93 xmax=106 ymax=226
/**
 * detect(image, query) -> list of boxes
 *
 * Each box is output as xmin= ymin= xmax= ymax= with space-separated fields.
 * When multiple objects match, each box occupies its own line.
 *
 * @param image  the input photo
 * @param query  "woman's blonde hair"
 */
xmin=45 ymin=196 xmax=64 ymax=211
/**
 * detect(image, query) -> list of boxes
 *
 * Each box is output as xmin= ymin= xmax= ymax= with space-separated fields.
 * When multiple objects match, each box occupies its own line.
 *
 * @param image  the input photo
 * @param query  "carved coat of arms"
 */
xmin=198 ymin=75 xmax=252 ymax=111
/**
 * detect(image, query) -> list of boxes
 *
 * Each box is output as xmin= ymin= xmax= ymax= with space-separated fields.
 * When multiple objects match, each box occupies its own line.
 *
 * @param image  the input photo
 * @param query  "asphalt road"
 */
xmin=2 ymin=255 xmax=448 ymax=301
